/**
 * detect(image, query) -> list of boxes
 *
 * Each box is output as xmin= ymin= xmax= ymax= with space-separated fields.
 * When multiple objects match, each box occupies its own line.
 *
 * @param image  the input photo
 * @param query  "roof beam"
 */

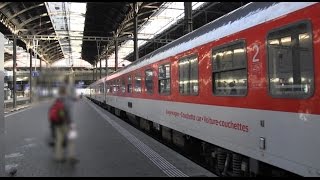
xmin=141 ymin=5 xmax=159 ymax=9
xmin=100 ymin=2 xmax=161 ymax=58
xmin=116 ymin=2 xmax=143 ymax=35
xmin=137 ymin=9 xmax=157 ymax=17
xmin=124 ymin=2 xmax=238 ymax=60
xmin=47 ymin=52 xmax=63 ymax=61
xmin=7 ymin=3 xmax=44 ymax=21
xmin=0 ymin=2 xmax=11 ymax=10
xmin=47 ymin=51 xmax=63 ymax=59
xmin=17 ymin=13 xmax=48 ymax=30
xmin=34 ymin=27 xmax=54 ymax=35
xmin=0 ymin=7 xmax=16 ymax=33
xmin=5 ymin=34 xmax=174 ymax=43
xmin=121 ymin=17 xmax=149 ymax=30
xmin=45 ymin=46 xmax=63 ymax=55
xmin=38 ymin=43 xmax=60 ymax=54
xmin=143 ymin=2 xmax=161 ymax=6
xmin=25 ymin=20 xmax=51 ymax=30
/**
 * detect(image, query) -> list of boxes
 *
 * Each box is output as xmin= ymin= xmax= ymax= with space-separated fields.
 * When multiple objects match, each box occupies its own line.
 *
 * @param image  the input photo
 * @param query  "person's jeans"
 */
xmin=54 ymin=124 xmax=75 ymax=160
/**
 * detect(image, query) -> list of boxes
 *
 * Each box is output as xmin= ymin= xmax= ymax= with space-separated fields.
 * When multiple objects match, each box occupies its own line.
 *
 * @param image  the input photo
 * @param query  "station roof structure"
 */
xmin=0 ymin=2 xmax=248 ymax=69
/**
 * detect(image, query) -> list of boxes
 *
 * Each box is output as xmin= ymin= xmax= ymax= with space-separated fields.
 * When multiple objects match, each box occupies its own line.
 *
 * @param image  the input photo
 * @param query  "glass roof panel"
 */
xmin=45 ymin=2 xmax=87 ymax=62
xmin=51 ymin=58 xmax=92 ymax=68
xmin=95 ymin=59 xmax=132 ymax=68
xmin=43 ymin=2 xmax=205 ymax=67
xmin=3 ymin=37 xmax=46 ymax=68
xmin=108 ymin=2 xmax=205 ymax=62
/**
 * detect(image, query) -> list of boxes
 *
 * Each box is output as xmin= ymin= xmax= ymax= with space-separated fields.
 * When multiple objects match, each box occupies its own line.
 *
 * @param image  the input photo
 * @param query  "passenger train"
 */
xmin=86 ymin=2 xmax=320 ymax=177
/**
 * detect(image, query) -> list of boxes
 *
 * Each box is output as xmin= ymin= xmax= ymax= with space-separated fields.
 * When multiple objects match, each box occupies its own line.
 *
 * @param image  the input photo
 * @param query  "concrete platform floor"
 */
xmin=4 ymin=98 xmax=216 ymax=177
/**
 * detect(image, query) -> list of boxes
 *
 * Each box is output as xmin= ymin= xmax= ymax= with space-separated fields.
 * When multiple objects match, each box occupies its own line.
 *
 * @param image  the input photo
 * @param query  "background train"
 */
xmin=86 ymin=2 xmax=320 ymax=177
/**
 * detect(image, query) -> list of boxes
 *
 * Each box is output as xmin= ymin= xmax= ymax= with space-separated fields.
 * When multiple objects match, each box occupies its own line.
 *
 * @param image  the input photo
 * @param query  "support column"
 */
xmin=92 ymin=67 xmax=94 ymax=82
xmin=93 ymin=61 xmax=95 ymax=81
xmin=95 ymin=62 xmax=97 ymax=80
xmin=97 ymin=41 xmax=101 ymax=79
xmin=0 ymin=32 xmax=5 ymax=176
xmin=12 ymin=35 xmax=17 ymax=108
xmin=29 ymin=49 xmax=32 ymax=103
xmin=99 ymin=57 xmax=101 ymax=79
xmin=184 ymin=2 xmax=193 ymax=34
xmin=106 ymin=58 xmax=108 ymax=76
xmin=33 ymin=40 xmax=37 ymax=72
xmin=105 ymin=46 xmax=108 ymax=77
xmin=115 ymin=37 xmax=118 ymax=71
xmin=40 ymin=56 xmax=42 ymax=72
xmin=133 ymin=2 xmax=139 ymax=62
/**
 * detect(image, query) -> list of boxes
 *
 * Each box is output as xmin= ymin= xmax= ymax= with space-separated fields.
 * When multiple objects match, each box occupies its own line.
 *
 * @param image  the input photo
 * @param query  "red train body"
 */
xmin=88 ymin=2 xmax=320 ymax=176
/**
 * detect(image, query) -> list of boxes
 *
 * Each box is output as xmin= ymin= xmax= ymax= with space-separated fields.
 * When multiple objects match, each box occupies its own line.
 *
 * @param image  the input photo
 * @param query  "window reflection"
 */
xmin=159 ymin=64 xmax=170 ymax=94
xmin=179 ymin=55 xmax=198 ymax=95
xmin=145 ymin=70 xmax=153 ymax=94
xmin=212 ymin=41 xmax=247 ymax=96
xmin=267 ymin=21 xmax=313 ymax=98
xmin=135 ymin=74 xmax=142 ymax=93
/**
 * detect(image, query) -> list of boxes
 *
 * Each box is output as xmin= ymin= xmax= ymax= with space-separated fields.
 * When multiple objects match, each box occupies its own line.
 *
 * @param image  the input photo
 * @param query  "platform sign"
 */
xmin=32 ymin=71 xmax=40 ymax=77
xmin=76 ymin=81 xmax=85 ymax=88
xmin=24 ymin=84 xmax=29 ymax=90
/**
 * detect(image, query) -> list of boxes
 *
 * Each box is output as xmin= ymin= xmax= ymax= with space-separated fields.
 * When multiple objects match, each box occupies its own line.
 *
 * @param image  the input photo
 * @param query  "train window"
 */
xmin=108 ymin=82 xmax=111 ymax=94
xmin=267 ymin=21 xmax=314 ymax=98
xmin=117 ymin=79 xmax=121 ymax=93
xmin=158 ymin=64 xmax=171 ymax=95
xmin=212 ymin=40 xmax=247 ymax=96
xmin=99 ymin=83 xmax=104 ymax=94
xmin=114 ymin=80 xmax=117 ymax=93
xmin=179 ymin=55 xmax=198 ymax=95
xmin=112 ymin=80 xmax=115 ymax=93
xmin=145 ymin=69 xmax=153 ymax=94
xmin=121 ymin=78 xmax=126 ymax=93
xmin=127 ymin=76 xmax=132 ymax=93
xmin=112 ymin=80 xmax=119 ymax=93
xmin=135 ymin=73 xmax=142 ymax=93
xmin=105 ymin=82 xmax=110 ymax=94
xmin=109 ymin=82 xmax=113 ymax=93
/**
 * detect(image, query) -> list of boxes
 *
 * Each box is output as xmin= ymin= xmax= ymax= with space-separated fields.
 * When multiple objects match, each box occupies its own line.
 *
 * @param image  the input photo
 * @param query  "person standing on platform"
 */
xmin=50 ymin=84 xmax=78 ymax=163
xmin=61 ymin=76 xmax=79 ymax=163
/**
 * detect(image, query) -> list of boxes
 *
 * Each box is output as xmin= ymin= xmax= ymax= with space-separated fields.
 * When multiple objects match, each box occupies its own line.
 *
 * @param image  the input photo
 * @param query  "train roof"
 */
xmin=90 ymin=2 xmax=317 ymax=86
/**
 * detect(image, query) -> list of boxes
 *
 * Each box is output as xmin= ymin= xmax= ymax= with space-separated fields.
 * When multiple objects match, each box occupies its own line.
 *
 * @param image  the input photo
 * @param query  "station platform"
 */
xmin=4 ymin=97 xmax=215 ymax=177
xmin=4 ymin=97 xmax=30 ymax=111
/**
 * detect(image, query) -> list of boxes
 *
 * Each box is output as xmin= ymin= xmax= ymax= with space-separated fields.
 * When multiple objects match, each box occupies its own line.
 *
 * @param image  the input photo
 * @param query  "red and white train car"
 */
xmin=87 ymin=2 xmax=320 ymax=177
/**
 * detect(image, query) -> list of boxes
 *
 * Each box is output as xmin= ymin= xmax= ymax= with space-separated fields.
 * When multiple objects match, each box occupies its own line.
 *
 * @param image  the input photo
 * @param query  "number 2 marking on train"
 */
xmin=253 ymin=44 xmax=259 ymax=63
